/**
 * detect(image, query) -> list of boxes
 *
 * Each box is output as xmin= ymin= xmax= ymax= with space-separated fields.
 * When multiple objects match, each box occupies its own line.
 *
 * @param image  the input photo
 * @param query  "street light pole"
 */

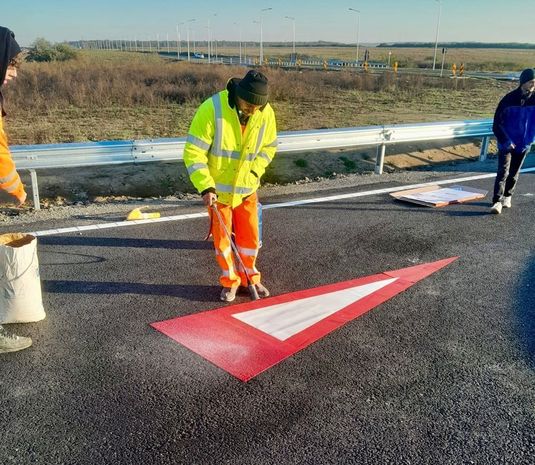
xmin=177 ymin=23 xmax=185 ymax=60
xmin=234 ymin=22 xmax=242 ymax=64
xmin=207 ymin=21 xmax=211 ymax=63
xmin=284 ymin=16 xmax=296 ymax=61
xmin=432 ymin=0 xmax=442 ymax=71
xmin=253 ymin=20 xmax=260 ymax=62
xmin=260 ymin=7 xmax=272 ymax=65
xmin=187 ymin=19 xmax=196 ymax=61
xmin=348 ymin=8 xmax=361 ymax=66
xmin=210 ymin=14 xmax=217 ymax=63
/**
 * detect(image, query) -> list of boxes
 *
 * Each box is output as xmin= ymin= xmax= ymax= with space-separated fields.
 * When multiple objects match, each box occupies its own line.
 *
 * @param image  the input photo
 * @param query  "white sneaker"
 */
xmin=220 ymin=286 xmax=238 ymax=302
xmin=255 ymin=283 xmax=270 ymax=298
xmin=502 ymin=196 xmax=512 ymax=208
xmin=491 ymin=202 xmax=503 ymax=214
xmin=0 ymin=325 xmax=32 ymax=353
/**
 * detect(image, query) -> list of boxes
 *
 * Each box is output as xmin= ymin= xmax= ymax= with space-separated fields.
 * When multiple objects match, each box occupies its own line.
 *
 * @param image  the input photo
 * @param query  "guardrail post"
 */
xmin=479 ymin=136 xmax=490 ymax=161
xmin=29 ymin=169 xmax=41 ymax=210
xmin=375 ymin=144 xmax=386 ymax=175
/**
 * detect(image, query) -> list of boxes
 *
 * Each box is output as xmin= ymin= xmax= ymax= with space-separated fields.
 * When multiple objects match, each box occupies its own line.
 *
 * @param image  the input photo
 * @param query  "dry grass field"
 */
xmin=1 ymin=49 xmax=526 ymax=200
xmin=2 ymin=50 xmax=518 ymax=146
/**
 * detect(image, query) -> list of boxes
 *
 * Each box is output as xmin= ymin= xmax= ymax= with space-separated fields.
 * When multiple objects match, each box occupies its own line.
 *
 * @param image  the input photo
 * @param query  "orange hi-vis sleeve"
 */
xmin=0 ymin=115 xmax=26 ymax=203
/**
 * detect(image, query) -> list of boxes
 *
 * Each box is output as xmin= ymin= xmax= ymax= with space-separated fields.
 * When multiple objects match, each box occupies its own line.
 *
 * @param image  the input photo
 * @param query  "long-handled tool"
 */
xmin=211 ymin=204 xmax=259 ymax=301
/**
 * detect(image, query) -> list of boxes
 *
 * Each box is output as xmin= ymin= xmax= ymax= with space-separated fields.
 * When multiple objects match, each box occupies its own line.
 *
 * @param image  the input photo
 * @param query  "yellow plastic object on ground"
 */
xmin=126 ymin=207 xmax=161 ymax=221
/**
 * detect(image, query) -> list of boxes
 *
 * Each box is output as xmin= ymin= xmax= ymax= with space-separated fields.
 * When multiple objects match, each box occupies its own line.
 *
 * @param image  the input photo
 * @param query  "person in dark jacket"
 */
xmin=0 ymin=26 xmax=32 ymax=353
xmin=491 ymin=68 xmax=535 ymax=214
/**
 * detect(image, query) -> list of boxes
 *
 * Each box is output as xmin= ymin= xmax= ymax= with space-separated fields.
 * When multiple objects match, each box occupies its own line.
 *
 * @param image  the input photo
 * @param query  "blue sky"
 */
xmin=4 ymin=0 xmax=534 ymax=46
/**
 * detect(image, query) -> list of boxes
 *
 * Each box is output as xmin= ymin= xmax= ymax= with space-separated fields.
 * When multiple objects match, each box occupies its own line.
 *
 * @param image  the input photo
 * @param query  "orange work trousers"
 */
xmin=209 ymin=192 xmax=261 ymax=288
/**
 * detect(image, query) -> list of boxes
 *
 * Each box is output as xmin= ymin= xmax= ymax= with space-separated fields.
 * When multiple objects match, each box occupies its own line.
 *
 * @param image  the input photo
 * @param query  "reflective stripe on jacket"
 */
xmin=183 ymin=89 xmax=277 ymax=208
xmin=0 ymin=115 xmax=25 ymax=202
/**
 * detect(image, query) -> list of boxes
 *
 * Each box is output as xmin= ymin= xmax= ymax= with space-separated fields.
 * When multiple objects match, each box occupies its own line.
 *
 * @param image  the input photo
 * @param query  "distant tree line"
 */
xmin=377 ymin=42 xmax=535 ymax=49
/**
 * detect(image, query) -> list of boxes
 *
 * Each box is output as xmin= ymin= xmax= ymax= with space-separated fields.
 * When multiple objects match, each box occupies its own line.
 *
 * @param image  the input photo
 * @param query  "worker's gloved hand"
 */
xmin=16 ymin=191 xmax=27 ymax=208
xmin=202 ymin=191 xmax=217 ymax=207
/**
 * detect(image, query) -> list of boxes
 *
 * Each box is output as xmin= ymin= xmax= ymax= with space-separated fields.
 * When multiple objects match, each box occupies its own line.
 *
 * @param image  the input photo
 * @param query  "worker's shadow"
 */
xmin=39 ymin=236 xmax=212 ymax=250
xmin=42 ymin=280 xmax=219 ymax=302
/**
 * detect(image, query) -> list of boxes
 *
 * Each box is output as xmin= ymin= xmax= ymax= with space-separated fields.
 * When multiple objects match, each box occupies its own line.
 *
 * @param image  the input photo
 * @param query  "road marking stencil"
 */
xmin=151 ymin=257 xmax=458 ymax=381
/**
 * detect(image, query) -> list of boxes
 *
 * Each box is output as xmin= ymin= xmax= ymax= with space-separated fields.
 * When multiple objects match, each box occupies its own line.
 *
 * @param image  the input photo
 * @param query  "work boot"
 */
xmin=502 ymin=196 xmax=512 ymax=208
xmin=491 ymin=202 xmax=502 ymax=214
xmin=220 ymin=286 xmax=239 ymax=302
xmin=0 ymin=325 xmax=32 ymax=353
xmin=255 ymin=283 xmax=270 ymax=298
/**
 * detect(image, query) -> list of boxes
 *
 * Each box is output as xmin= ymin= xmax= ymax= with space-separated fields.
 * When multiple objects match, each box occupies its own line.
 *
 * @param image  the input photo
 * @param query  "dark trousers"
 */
xmin=492 ymin=148 xmax=529 ymax=203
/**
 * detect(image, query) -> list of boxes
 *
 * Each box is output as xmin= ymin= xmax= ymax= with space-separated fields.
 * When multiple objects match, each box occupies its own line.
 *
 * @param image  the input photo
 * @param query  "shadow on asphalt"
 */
xmin=290 ymin=201 xmax=493 ymax=217
xmin=517 ymin=255 xmax=535 ymax=367
xmin=39 ymin=236 xmax=213 ymax=250
xmin=39 ymin=251 xmax=106 ymax=266
xmin=42 ymin=280 xmax=219 ymax=302
xmin=408 ymin=152 xmax=534 ymax=174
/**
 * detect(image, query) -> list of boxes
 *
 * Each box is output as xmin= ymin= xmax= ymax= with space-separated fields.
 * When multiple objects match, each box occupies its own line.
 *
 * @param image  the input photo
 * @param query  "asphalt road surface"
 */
xmin=1 ymin=161 xmax=534 ymax=464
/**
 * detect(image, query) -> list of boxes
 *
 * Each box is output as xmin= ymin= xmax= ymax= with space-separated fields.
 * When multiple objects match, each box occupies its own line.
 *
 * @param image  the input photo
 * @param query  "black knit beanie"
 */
xmin=0 ymin=26 xmax=21 ymax=116
xmin=0 ymin=27 xmax=21 ymax=88
xmin=519 ymin=68 xmax=535 ymax=86
xmin=235 ymin=70 xmax=268 ymax=106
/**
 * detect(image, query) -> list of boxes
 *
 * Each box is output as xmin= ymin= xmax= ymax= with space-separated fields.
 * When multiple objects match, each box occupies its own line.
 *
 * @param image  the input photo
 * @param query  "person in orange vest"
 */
xmin=184 ymin=70 xmax=277 ymax=302
xmin=0 ymin=26 xmax=32 ymax=353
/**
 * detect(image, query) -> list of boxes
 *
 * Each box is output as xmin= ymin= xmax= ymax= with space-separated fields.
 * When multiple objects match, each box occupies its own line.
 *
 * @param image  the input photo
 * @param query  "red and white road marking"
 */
xmin=151 ymin=257 xmax=458 ymax=381
xmin=233 ymin=277 xmax=398 ymax=341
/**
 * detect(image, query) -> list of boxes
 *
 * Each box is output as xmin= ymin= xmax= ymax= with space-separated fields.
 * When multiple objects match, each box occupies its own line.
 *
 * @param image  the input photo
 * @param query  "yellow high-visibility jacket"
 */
xmin=183 ymin=88 xmax=277 ymax=208
xmin=0 ymin=115 xmax=25 ymax=203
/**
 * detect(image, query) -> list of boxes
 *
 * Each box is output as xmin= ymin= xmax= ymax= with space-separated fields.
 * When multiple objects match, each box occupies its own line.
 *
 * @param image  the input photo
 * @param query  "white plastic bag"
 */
xmin=0 ymin=233 xmax=45 ymax=323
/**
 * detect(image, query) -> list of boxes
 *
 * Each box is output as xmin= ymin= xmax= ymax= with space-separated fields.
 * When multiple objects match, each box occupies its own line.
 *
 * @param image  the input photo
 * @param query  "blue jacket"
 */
xmin=499 ymin=106 xmax=535 ymax=152
xmin=493 ymin=88 xmax=535 ymax=152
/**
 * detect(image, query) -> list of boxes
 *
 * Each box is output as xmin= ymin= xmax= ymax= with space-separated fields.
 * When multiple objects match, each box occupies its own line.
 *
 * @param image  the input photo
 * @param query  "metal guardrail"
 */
xmin=11 ymin=119 xmax=494 ymax=209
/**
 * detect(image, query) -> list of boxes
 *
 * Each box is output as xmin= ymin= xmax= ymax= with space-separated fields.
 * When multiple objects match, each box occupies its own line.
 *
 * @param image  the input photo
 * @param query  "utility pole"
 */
xmin=176 ymin=24 xmax=183 ymax=60
xmin=440 ymin=47 xmax=447 ymax=76
xmin=259 ymin=7 xmax=272 ymax=64
xmin=187 ymin=19 xmax=196 ymax=61
xmin=432 ymin=0 xmax=442 ymax=70
xmin=348 ymin=8 xmax=361 ymax=65
xmin=285 ymin=16 xmax=296 ymax=61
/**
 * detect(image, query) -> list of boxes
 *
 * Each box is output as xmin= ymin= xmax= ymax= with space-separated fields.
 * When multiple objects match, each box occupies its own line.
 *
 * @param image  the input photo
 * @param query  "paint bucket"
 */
xmin=0 ymin=233 xmax=45 ymax=323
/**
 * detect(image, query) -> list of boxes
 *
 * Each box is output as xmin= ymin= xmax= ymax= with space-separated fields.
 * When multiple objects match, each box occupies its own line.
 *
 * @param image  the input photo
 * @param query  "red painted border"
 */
xmin=151 ymin=257 xmax=458 ymax=381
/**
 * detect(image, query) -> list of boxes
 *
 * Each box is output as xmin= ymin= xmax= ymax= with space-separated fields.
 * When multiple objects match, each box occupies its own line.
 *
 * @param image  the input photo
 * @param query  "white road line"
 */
xmin=28 ymin=168 xmax=535 ymax=237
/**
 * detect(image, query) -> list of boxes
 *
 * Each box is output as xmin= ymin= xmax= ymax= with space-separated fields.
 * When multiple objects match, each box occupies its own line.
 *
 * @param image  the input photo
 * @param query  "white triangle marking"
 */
xmin=232 ymin=277 xmax=398 ymax=341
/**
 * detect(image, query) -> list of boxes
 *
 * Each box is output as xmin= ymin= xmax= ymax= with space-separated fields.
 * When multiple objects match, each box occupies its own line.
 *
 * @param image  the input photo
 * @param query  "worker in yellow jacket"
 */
xmin=0 ymin=26 xmax=32 ymax=353
xmin=184 ymin=70 xmax=277 ymax=302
